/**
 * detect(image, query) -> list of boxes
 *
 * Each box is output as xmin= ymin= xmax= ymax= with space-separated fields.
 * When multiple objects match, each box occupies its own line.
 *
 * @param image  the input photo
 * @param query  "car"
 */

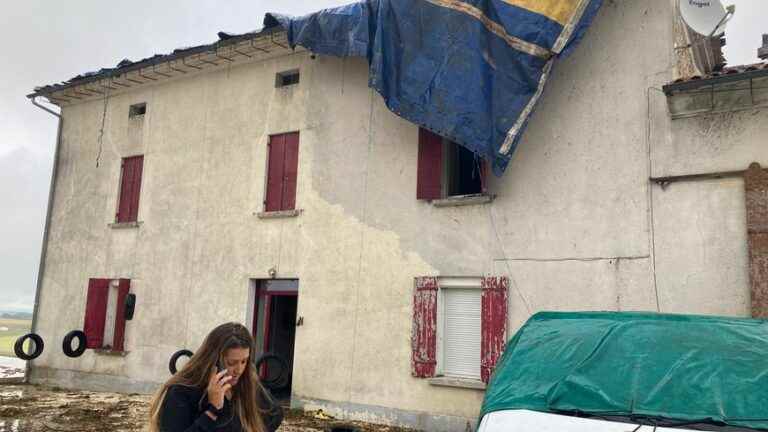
xmin=477 ymin=311 xmax=768 ymax=432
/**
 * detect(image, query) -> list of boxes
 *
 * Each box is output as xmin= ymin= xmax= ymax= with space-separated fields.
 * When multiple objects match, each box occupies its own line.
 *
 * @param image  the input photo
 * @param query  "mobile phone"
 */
xmin=216 ymin=358 xmax=226 ymax=374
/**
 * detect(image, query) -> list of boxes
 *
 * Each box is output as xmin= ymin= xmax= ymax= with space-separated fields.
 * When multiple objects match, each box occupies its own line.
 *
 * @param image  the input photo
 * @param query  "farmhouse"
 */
xmin=26 ymin=1 xmax=768 ymax=430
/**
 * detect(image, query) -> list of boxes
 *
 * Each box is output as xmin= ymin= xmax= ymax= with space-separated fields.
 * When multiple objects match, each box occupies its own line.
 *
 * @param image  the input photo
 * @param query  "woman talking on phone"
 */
xmin=148 ymin=322 xmax=283 ymax=432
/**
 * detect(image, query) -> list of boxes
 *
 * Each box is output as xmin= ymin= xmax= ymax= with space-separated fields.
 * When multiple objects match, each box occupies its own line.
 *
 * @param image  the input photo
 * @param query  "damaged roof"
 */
xmin=664 ymin=61 xmax=768 ymax=94
xmin=28 ymin=26 xmax=291 ymax=101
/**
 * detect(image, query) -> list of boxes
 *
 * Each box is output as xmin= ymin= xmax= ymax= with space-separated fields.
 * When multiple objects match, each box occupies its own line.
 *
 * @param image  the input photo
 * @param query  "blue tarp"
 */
xmin=265 ymin=0 xmax=602 ymax=175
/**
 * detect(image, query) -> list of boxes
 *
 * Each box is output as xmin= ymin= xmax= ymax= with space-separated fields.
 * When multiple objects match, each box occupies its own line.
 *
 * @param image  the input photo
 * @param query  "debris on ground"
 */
xmin=0 ymin=385 xmax=418 ymax=432
xmin=0 ymin=366 xmax=23 ymax=381
xmin=312 ymin=409 xmax=335 ymax=420
xmin=0 ymin=357 xmax=25 ymax=382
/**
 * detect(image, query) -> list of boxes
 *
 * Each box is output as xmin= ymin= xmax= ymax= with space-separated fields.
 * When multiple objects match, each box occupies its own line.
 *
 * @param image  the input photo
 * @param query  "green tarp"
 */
xmin=480 ymin=312 xmax=768 ymax=430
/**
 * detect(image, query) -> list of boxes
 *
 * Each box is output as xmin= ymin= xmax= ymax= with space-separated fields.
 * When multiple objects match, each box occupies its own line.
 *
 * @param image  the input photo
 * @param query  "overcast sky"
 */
xmin=0 ymin=1 xmax=765 ymax=312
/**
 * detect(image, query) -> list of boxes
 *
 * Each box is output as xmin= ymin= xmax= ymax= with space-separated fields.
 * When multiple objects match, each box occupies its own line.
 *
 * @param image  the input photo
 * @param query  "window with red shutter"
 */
xmin=416 ymin=128 xmax=487 ymax=200
xmin=265 ymin=132 xmax=300 ymax=212
xmin=83 ymin=278 xmax=132 ymax=352
xmin=116 ymin=155 xmax=144 ymax=223
xmin=411 ymin=276 xmax=508 ymax=383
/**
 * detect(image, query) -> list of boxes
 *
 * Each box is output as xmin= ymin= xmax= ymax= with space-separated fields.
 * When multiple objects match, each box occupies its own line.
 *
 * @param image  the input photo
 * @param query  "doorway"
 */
xmin=252 ymin=279 xmax=298 ymax=400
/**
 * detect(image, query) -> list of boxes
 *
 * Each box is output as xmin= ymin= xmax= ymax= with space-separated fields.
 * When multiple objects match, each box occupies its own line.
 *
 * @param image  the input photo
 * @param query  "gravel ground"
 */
xmin=0 ymin=384 xmax=417 ymax=432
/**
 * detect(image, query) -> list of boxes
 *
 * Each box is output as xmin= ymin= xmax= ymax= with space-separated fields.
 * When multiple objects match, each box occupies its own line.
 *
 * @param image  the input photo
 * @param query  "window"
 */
xmin=441 ymin=284 xmax=481 ymax=379
xmin=129 ymin=103 xmax=147 ymax=118
xmin=84 ymin=279 xmax=131 ymax=352
xmin=417 ymin=128 xmax=487 ymax=200
xmin=275 ymin=70 xmax=300 ymax=88
xmin=116 ymin=155 xmax=144 ymax=223
xmin=264 ymin=132 xmax=300 ymax=212
xmin=412 ymin=276 xmax=508 ymax=383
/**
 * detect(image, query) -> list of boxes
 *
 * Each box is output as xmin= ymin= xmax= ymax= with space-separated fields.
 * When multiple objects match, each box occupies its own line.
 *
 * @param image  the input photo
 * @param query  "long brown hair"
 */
xmin=148 ymin=322 xmax=270 ymax=432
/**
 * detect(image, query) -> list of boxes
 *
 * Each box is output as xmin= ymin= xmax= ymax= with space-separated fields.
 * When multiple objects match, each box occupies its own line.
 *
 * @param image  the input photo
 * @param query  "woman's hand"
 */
xmin=207 ymin=368 xmax=232 ymax=410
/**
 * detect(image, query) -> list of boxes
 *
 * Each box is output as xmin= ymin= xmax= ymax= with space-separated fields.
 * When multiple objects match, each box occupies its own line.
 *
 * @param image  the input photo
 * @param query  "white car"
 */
xmin=479 ymin=410 xmax=728 ymax=432
xmin=477 ymin=312 xmax=767 ymax=432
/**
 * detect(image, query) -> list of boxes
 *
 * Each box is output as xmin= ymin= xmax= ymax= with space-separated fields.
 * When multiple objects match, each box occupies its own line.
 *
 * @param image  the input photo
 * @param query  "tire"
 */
xmin=14 ymin=333 xmax=44 ymax=361
xmin=254 ymin=352 xmax=290 ymax=390
xmin=326 ymin=424 xmax=360 ymax=432
xmin=169 ymin=349 xmax=194 ymax=375
xmin=62 ymin=330 xmax=87 ymax=358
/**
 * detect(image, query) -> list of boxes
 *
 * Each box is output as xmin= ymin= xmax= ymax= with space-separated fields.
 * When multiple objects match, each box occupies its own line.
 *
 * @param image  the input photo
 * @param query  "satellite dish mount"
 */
xmin=679 ymin=0 xmax=736 ymax=38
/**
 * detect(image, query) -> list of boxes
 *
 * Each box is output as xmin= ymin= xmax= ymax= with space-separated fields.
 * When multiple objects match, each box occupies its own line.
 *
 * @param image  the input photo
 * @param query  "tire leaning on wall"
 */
xmin=14 ymin=333 xmax=44 ymax=361
xmin=169 ymin=349 xmax=194 ymax=375
xmin=254 ymin=352 xmax=290 ymax=391
xmin=62 ymin=330 xmax=87 ymax=358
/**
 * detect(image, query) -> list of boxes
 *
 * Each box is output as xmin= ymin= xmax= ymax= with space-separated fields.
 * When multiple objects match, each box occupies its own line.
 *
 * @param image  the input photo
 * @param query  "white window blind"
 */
xmin=443 ymin=288 xmax=481 ymax=379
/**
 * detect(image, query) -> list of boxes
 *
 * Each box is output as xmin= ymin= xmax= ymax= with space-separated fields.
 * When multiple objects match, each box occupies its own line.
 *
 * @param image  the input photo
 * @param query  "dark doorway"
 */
xmin=252 ymin=280 xmax=298 ymax=401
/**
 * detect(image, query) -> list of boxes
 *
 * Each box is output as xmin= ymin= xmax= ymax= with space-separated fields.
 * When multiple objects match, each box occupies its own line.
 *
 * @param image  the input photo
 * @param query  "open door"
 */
xmin=252 ymin=279 xmax=298 ymax=401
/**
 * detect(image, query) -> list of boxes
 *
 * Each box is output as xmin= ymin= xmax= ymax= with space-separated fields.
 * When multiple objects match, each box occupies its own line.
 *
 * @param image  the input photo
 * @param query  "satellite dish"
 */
xmin=679 ymin=0 xmax=735 ymax=37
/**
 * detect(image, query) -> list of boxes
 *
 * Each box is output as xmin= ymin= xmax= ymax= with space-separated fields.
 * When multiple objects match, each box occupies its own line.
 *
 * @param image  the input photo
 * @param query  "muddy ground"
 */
xmin=0 ymin=384 xmax=416 ymax=432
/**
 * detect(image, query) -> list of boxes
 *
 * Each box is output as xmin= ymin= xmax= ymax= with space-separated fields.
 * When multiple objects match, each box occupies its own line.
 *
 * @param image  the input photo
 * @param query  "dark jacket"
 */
xmin=159 ymin=384 xmax=283 ymax=432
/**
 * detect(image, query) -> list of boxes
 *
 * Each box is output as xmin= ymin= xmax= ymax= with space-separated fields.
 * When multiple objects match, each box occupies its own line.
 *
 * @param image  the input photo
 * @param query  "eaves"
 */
xmin=28 ymin=27 xmax=297 ymax=106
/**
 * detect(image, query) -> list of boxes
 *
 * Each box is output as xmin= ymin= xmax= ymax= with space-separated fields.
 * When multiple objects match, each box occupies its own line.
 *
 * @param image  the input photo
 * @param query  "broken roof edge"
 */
xmin=663 ymin=61 xmax=768 ymax=95
xmin=27 ymin=25 xmax=289 ymax=100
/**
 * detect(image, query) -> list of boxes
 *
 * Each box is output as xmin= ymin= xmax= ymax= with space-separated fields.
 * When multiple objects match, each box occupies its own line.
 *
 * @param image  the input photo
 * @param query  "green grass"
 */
xmin=0 ymin=318 xmax=32 ymax=358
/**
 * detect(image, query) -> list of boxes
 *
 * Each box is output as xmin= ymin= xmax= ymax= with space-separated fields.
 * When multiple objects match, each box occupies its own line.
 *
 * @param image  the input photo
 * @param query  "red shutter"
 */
xmin=481 ymin=276 xmax=508 ymax=383
xmin=117 ymin=155 xmax=143 ymax=223
xmin=412 ymin=276 xmax=438 ymax=378
xmin=112 ymin=279 xmax=131 ymax=352
xmin=265 ymin=135 xmax=286 ymax=212
xmin=416 ymin=128 xmax=443 ymax=200
xmin=282 ymin=132 xmax=300 ymax=211
xmin=128 ymin=156 xmax=144 ymax=222
xmin=116 ymin=160 xmax=133 ymax=222
xmin=84 ymin=279 xmax=110 ymax=349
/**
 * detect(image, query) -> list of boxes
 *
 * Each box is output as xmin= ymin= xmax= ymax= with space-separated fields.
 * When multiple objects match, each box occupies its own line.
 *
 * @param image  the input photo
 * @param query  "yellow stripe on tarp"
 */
xmin=502 ymin=0 xmax=581 ymax=25
xmin=424 ymin=0 xmax=551 ymax=59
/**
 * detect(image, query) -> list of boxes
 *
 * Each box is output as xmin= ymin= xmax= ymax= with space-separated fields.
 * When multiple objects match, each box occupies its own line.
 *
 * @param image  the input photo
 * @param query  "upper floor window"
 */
xmin=264 ymin=132 xmax=300 ymax=212
xmin=129 ymin=103 xmax=147 ymax=118
xmin=275 ymin=70 xmax=300 ymax=88
xmin=116 ymin=155 xmax=144 ymax=223
xmin=416 ymin=128 xmax=487 ymax=201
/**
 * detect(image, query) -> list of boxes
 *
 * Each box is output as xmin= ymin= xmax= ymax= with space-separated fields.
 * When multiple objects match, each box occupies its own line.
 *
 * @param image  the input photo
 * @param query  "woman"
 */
xmin=148 ymin=322 xmax=283 ymax=432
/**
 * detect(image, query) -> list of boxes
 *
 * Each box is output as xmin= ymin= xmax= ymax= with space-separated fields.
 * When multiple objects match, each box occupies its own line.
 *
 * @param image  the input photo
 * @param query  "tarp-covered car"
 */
xmin=478 ymin=312 xmax=768 ymax=431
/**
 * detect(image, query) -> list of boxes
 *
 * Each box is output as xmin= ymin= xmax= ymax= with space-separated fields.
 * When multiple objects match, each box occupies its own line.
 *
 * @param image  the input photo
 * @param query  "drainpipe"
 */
xmin=26 ymin=96 xmax=62 ymax=383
